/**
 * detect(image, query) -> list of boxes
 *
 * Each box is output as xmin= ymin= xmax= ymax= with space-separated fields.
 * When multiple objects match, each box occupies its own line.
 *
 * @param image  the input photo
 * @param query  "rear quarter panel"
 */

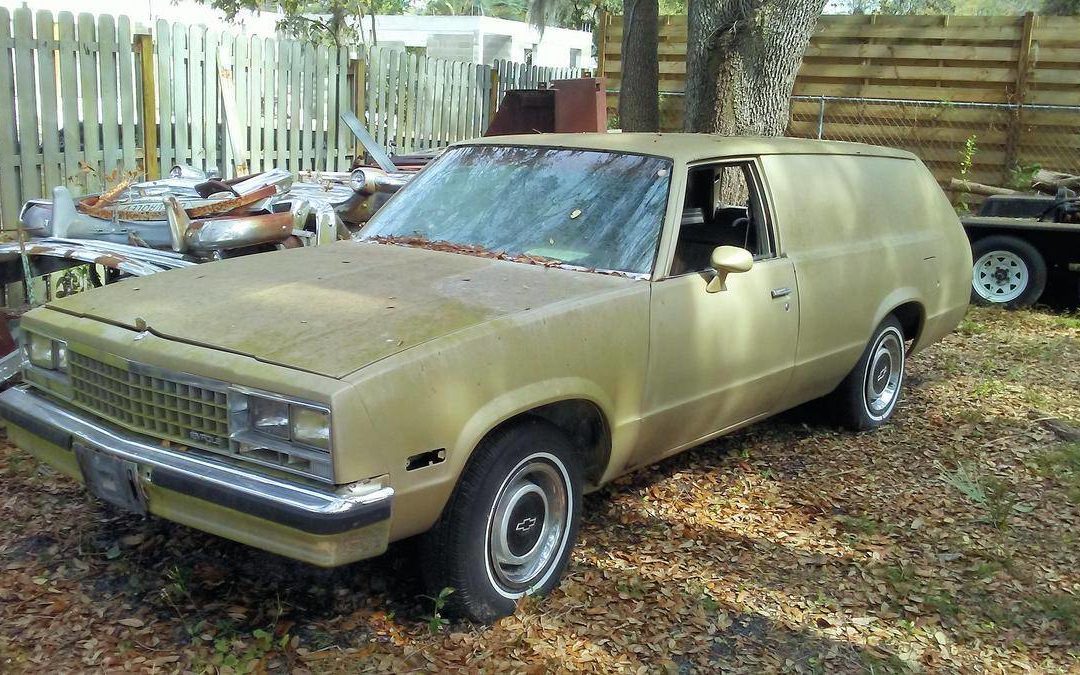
xmin=760 ymin=153 xmax=969 ymax=404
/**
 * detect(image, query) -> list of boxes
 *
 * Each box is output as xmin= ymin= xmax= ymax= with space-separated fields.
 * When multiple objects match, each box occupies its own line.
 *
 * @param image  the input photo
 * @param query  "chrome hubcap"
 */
xmin=864 ymin=329 xmax=903 ymax=420
xmin=973 ymin=250 xmax=1028 ymax=303
xmin=486 ymin=453 xmax=570 ymax=595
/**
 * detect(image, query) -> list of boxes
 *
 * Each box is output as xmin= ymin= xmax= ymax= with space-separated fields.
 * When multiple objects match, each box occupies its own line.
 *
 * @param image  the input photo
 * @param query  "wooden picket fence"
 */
xmin=0 ymin=8 xmax=580 ymax=229
xmin=362 ymin=46 xmax=579 ymax=154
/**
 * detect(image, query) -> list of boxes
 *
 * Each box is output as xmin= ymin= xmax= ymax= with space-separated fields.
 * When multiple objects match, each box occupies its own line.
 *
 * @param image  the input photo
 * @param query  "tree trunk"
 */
xmin=618 ymin=0 xmax=660 ymax=132
xmin=684 ymin=0 xmax=825 ymax=136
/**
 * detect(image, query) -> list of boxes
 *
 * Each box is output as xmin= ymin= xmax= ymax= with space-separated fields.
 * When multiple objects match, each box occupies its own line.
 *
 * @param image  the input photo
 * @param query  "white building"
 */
xmin=2 ymin=0 xmax=283 ymax=34
xmin=3 ymin=1 xmax=594 ymax=69
xmin=364 ymin=15 xmax=595 ymax=69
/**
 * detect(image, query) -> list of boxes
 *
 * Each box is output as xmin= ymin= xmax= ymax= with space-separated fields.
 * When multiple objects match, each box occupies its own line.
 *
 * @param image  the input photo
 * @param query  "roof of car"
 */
xmin=459 ymin=133 xmax=918 ymax=162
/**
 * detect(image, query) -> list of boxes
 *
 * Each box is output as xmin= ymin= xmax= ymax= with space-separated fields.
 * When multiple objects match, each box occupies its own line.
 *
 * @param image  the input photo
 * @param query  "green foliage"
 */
xmin=1006 ymin=162 xmax=1040 ymax=191
xmin=955 ymin=134 xmax=978 ymax=213
xmin=422 ymin=587 xmax=455 ymax=633
xmin=937 ymin=461 xmax=1017 ymax=528
xmin=197 ymin=0 xmax=408 ymax=47
xmin=1033 ymin=442 xmax=1080 ymax=504
xmin=1041 ymin=0 xmax=1080 ymax=14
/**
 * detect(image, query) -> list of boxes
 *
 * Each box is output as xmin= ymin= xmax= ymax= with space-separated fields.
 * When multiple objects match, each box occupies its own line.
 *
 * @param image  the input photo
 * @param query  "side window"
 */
xmin=669 ymin=161 xmax=775 ymax=277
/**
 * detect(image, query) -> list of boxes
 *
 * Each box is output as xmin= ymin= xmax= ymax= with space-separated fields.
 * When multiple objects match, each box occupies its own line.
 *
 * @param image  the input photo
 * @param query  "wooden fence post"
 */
xmin=135 ymin=31 xmax=159 ymax=180
xmin=488 ymin=66 xmax=500 ymax=115
xmin=1004 ymin=11 xmax=1036 ymax=182
xmin=596 ymin=10 xmax=608 ymax=81
xmin=353 ymin=53 xmax=367 ymax=161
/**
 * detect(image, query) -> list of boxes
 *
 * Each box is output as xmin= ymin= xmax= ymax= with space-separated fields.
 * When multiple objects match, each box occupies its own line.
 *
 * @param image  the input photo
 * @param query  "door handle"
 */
xmin=771 ymin=287 xmax=792 ymax=299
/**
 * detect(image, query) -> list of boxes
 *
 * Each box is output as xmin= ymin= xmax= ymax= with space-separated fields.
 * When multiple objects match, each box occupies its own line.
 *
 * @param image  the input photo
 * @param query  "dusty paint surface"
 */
xmin=45 ymin=240 xmax=636 ymax=378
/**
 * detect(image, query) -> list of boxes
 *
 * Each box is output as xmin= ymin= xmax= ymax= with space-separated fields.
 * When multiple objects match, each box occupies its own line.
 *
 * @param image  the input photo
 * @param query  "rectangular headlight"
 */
xmin=291 ymin=406 xmax=330 ymax=450
xmin=25 ymin=333 xmax=68 ymax=372
xmin=229 ymin=388 xmax=332 ymax=452
xmin=249 ymin=396 xmax=290 ymax=440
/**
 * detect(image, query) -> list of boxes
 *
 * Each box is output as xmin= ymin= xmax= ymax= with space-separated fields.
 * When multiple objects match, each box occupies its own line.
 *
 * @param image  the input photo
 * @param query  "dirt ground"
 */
xmin=1 ymin=306 xmax=1078 ymax=673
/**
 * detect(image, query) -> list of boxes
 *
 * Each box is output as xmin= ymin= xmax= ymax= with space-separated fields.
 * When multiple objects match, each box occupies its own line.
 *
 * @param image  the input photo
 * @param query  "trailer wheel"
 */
xmin=970 ymin=235 xmax=1046 ymax=309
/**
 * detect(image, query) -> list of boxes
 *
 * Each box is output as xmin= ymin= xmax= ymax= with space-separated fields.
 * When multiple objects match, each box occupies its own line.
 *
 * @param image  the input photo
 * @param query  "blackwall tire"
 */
xmin=832 ymin=316 xmax=906 ymax=431
xmin=419 ymin=419 xmax=582 ymax=622
xmin=970 ymin=235 xmax=1047 ymax=309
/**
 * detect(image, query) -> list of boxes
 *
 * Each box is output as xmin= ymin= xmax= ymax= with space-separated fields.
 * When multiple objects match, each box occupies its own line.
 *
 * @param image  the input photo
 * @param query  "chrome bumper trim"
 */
xmin=0 ymin=386 xmax=392 ymax=535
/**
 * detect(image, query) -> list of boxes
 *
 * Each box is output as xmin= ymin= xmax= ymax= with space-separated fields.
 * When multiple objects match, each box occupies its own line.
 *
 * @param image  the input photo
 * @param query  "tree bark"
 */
xmin=618 ymin=0 xmax=660 ymax=132
xmin=684 ymin=0 xmax=825 ymax=136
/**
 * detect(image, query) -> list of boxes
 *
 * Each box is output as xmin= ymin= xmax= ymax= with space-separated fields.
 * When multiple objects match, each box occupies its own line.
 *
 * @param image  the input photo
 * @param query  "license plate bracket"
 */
xmin=74 ymin=443 xmax=147 ymax=515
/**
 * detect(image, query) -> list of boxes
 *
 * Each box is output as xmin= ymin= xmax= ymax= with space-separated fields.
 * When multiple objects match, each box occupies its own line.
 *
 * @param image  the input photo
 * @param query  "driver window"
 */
xmin=670 ymin=161 xmax=774 ymax=277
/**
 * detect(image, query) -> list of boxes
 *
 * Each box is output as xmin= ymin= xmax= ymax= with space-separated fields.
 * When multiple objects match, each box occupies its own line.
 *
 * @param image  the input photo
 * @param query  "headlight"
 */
xmin=249 ymin=396 xmax=290 ymax=440
xmin=291 ymin=406 xmax=331 ymax=450
xmin=230 ymin=388 xmax=331 ymax=452
xmin=25 ymin=333 xmax=68 ymax=372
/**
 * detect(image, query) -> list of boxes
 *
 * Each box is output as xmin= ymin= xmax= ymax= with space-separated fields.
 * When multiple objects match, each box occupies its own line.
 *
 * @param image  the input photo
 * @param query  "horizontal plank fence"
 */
xmin=0 ymin=8 xmax=577 ymax=230
xmin=600 ymin=13 xmax=1080 ymax=200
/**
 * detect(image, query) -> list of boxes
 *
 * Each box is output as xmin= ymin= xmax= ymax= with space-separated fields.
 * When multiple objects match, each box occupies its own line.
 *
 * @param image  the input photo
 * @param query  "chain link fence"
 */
xmin=788 ymin=95 xmax=1080 ymax=204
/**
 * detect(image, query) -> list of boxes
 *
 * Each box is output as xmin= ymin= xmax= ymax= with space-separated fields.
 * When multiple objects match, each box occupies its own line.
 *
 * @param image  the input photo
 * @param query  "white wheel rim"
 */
xmin=484 ymin=452 xmax=573 ymax=599
xmin=973 ymin=250 xmax=1029 ymax=303
xmin=863 ymin=327 xmax=904 ymax=421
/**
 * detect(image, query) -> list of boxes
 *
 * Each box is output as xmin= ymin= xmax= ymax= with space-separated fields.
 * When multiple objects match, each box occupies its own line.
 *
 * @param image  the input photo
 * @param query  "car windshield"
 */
xmin=357 ymin=145 xmax=672 ymax=275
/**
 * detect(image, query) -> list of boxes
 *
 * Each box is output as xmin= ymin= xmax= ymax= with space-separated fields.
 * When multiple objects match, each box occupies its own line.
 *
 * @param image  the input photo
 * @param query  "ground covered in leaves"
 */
xmin=1 ymin=307 xmax=1079 ymax=673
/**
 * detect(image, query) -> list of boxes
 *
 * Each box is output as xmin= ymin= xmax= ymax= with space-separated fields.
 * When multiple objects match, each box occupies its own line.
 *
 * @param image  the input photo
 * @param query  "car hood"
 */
xmin=46 ymin=241 xmax=637 ymax=378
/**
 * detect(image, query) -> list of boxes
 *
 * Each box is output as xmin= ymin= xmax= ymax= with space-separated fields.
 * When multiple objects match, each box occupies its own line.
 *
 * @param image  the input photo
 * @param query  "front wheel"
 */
xmin=420 ymin=420 xmax=582 ymax=622
xmin=831 ymin=316 xmax=906 ymax=431
xmin=970 ymin=235 xmax=1047 ymax=309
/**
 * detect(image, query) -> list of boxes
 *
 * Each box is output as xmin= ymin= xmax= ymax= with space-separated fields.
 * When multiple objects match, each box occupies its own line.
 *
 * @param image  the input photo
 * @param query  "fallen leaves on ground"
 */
xmin=1 ymin=307 xmax=1078 ymax=673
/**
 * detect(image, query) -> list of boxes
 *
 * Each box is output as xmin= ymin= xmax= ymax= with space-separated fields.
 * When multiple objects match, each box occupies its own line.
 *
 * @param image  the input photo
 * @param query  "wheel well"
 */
xmin=489 ymin=400 xmax=611 ymax=489
xmin=891 ymin=301 xmax=924 ymax=345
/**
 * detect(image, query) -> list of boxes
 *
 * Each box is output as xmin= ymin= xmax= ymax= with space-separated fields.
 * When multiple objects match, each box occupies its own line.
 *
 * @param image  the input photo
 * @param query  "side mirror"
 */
xmin=706 ymin=245 xmax=754 ymax=293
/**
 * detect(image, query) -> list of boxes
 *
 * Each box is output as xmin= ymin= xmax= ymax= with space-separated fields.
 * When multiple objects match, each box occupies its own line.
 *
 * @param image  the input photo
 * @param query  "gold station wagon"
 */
xmin=1 ymin=134 xmax=971 ymax=621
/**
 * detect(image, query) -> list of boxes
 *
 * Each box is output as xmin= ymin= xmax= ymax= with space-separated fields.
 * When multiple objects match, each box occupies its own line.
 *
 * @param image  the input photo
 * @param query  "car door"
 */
xmin=632 ymin=159 xmax=800 ymax=466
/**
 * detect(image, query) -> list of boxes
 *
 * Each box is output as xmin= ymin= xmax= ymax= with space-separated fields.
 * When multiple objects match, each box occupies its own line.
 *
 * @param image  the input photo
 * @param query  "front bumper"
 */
xmin=0 ymin=385 xmax=393 ymax=567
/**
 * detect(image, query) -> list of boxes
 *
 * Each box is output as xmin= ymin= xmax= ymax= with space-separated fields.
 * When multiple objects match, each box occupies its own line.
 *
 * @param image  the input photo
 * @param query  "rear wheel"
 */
xmin=970 ymin=235 xmax=1046 ymax=309
xmin=420 ymin=419 xmax=582 ymax=622
xmin=831 ymin=316 xmax=906 ymax=431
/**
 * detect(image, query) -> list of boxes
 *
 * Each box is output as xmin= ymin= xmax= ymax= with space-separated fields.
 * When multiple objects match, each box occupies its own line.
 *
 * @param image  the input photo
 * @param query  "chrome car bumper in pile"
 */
xmin=0 ymin=385 xmax=393 ymax=566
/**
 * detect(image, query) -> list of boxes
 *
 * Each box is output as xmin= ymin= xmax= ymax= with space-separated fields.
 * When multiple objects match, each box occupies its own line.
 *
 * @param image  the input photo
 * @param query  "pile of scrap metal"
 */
xmin=0 ymin=163 xmax=415 ymax=286
xmin=0 ymin=161 xmax=418 ymax=384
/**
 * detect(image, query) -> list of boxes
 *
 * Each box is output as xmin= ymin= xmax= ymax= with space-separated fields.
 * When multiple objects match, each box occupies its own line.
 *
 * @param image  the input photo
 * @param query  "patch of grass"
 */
xmin=1033 ymin=442 xmax=1080 ymax=504
xmin=1034 ymin=593 xmax=1080 ymax=641
xmin=1050 ymin=314 xmax=1080 ymax=330
xmin=957 ymin=317 xmax=986 ymax=335
xmin=971 ymin=379 xmax=1006 ymax=399
xmin=925 ymin=593 xmax=959 ymax=619
xmin=938 ymin=462 xmax=1016 ymax=529
xmin=953 ymin=408 xmax=985 ymax=425
xmin=969 ymin=559 xmax=1004 ymax=580
xmin=880 ymin=562 xmax=916 ymax=595
xmin=835 ymin=514 xmax=880 ymax=536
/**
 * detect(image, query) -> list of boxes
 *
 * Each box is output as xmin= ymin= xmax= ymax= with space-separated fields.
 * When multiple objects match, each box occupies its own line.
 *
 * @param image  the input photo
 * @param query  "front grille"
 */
xmin=68 ymin=352 xmax=229 ymax=450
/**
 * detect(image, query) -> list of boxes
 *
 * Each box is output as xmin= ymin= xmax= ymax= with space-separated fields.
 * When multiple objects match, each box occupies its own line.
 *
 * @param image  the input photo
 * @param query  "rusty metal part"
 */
xmin=82 ymin=183 xmax=281 ymax=222
xmin=0 ymin=238 xmax=194 ymax=277
xmin=348 ymin=168 xmax=408 ymax=195
xmin=185 ymin=212 xmax=294 ymax=252
xmin=340 ymin=110 xmax=398 ymax=173
xmin=164 ymin=196 xmax=294 ymax=253
xmin=485 ymin=78 xmax=607 ymax=137
xmin=92 ymin=177 xmax=138 ymax=207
